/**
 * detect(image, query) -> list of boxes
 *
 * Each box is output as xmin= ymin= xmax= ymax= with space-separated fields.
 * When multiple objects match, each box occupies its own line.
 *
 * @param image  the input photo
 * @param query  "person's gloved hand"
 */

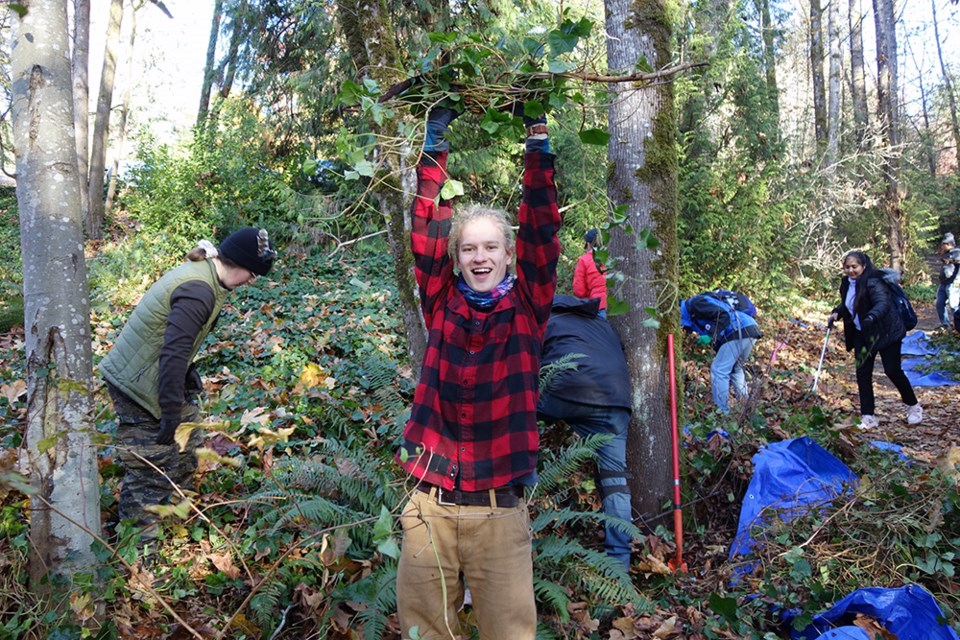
xmin=826 ymin=312 xmax=837 ymax=329
xmin=156 ymin=417 xmax=181 ymax=445
xmin=424 ymin=105 xmax=461 ymax=152
xmin=185 ymin=364 xmax=203 ymax=397
xmin=696 ymin=334 xmax=711 ymax=346
xmin=861 ymin=315 xmax=876 ymax=331
xmin=523 ymin=111 xmax=549 ymax=153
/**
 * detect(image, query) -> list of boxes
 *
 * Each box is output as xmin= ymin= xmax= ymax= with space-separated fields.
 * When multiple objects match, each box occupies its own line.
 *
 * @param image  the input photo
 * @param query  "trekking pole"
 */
xmin=811 ymin=327 xmax=831 ymax=394
xmin=666 ymin=334 xmax=687 ymax=573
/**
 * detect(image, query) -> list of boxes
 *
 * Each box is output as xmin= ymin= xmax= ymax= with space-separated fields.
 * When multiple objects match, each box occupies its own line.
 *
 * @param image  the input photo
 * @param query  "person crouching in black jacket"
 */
xmin=826 ymin=250 xmax=921 ymax=429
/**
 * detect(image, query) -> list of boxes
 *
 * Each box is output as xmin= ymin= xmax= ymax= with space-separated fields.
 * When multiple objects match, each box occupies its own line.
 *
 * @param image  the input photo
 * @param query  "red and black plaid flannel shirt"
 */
xmin=397 ymin=148 xmax=562 ymax=492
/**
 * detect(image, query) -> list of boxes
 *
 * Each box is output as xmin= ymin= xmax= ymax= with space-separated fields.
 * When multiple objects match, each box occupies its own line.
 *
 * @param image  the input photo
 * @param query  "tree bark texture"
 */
xmin=88 ymin=0 xmax=124 ymax=241
xmin=932 ymin=0 xmax=960 ymax=174
xmin=208 ymin=0 xmax=248 ymax=128
xmin=10 ymin=0 xmax=100 ymax=596
xmin=336 ymin=0 xmax=427 ymax=372
xmin=106 ymin=0 xmax=138 ymax=218
xmin=826 ymin=0 xmax=841 ymax=176
xmin=872 ymin=0 xmax=904 ymax=271
xmin=754 ymin=0 xmax=780 ymax=133
xmin=604 ymin=0 xmax=681 ymax=528
xmin=849 ymin=0 xmax=869 ymax=149
xmin=197 ymin=0 xmax=223 ymax=128
xmin=809 ymin=0 xmax=827 ymax=152
xmin=73 ymin=0 xmax=91 ymax=237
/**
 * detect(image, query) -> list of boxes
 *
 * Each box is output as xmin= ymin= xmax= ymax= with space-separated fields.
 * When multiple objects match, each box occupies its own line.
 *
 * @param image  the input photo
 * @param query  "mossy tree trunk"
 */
xmin=10 ymin=0 xmax=100 ymax=603
xmin=336 ymin=0 xmax=427 ymax=372
xmin=872 ymin=0 xmax=905 ymax=271
xmin=604 ymin=0 xmax=680 ymax=529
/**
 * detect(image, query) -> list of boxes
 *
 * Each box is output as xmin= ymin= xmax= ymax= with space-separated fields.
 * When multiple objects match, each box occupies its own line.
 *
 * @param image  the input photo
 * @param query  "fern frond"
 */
xmin=249 ymin=578 xmax=284 ymax=628
xmin=531 ymin=506 xmax=643 ymax=542
xmin=534 ymin=577 xmax=572 ymax=621
xmin=536 ymin=432 xmax=611 ymax=493
xmin=323 ymin=562 xmax=399 ymax=640
xmin=539 ymin=352 xmax=586 ymax=393
xmin=534 ymin=534 xmax=646 ymax=607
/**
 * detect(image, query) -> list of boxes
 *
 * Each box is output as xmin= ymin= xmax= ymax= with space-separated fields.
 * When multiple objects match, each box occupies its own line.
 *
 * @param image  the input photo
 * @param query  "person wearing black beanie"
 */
xmin=99 ymin=227 xmax=277 ymax=552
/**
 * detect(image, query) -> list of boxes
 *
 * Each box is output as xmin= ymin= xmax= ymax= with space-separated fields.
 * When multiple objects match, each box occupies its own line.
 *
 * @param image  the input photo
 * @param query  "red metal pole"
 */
xmin=667 ymin=334 xmax=687 ymax=572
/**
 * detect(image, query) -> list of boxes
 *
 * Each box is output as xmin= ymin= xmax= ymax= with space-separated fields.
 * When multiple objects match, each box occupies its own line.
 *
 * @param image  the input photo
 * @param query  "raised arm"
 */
xmin=411 ymin=107 xmax=459 ymax=325
xmin=514 ymin=114 xmax=562 ymax=328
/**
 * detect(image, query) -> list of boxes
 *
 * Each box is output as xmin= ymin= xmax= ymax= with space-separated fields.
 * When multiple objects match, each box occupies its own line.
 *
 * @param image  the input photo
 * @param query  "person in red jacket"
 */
xmin=573 ymin=228 xmax=607 ymax=317
xmin=395 ymin=104 xmax=561 ymax=640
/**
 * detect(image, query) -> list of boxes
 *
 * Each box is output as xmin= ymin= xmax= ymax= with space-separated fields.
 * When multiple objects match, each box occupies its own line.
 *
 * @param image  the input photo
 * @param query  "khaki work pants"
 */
xmin=397 ymin=488 xmax=536 ymax=640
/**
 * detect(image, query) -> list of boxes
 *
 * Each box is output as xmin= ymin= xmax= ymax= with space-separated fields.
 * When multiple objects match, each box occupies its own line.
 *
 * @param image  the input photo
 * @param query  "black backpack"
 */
xmin=879 ymin=269 xmax=918 ymax=331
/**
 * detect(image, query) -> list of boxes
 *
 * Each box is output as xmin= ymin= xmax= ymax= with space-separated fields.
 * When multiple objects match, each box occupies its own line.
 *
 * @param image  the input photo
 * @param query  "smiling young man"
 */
xmin=395 ymin=105 xmax=561 ymax=640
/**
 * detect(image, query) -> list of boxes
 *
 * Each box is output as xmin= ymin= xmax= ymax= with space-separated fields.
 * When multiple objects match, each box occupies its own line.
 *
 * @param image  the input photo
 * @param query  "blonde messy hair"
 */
xmin=447 ymin=204 xmax=516 ymax=269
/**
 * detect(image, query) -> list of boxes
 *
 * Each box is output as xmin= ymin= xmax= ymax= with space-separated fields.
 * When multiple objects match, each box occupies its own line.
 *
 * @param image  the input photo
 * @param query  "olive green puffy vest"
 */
xmin=99 ymin=259 xmax=229 ymax=418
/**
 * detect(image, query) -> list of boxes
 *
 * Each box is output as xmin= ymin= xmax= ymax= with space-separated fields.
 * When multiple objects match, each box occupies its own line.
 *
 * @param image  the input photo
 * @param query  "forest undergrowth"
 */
xmin=0 ymin=240 xmax=958 ymax=639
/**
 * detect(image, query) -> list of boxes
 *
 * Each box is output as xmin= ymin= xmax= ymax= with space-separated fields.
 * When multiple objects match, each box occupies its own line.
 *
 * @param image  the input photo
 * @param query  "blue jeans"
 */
xmin=538 ymin=396 xmax=632 ymax=568
xmin=936 ymin=284 xmax=952 ymax=328
xmin=711 ymin=338 xmax=756 ymax=413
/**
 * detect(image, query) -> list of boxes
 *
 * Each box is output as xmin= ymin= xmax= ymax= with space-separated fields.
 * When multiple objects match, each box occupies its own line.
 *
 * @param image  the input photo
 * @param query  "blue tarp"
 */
xmin=902 ymin=331 xmax=938 ymax=356
xmin=729 ymin=437 xmax=858 ymax=561
xmin=816 ymin=628 xmax=870 ymax=640
xmin=901 ymin=332 xmax=959 ymax=387
xmin=794 ymin=584 xmax=960 ymax=640
xmin=902 ymin=356 xmax=960 ymax=387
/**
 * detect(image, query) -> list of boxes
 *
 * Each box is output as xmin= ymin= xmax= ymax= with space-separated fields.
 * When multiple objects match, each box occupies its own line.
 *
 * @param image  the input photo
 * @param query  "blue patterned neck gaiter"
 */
xmin=456 ymin=273 xmax=516 ymax=310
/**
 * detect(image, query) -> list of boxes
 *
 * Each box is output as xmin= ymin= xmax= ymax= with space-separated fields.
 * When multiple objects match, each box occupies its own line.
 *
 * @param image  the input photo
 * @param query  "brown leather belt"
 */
xmin=416 ymin=483 xmax=524 ymax=508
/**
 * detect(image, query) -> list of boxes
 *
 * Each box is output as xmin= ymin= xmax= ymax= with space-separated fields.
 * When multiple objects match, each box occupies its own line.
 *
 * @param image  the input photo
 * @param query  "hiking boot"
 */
xmin=858 ymin=415 xmax=879 ymax=430
xmin=906 ymin=403 xmax=923 ymax=425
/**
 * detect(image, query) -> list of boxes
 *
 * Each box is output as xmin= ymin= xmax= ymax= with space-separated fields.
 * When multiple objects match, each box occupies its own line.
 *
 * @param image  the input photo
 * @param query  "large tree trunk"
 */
xmin=197 ymin=0 xmax=223 ymax=128
xmin=10 ymin=0 xmax=100 ymax=601
xmin=826 ymin=0 xmax=840 ymax=175
xmin=207 ymin=0 xmax=249 ymax=128
xmin=932 ymin=0 xmax=960 ymax=174
xmin=73 ymin=0 xmax=91 ymax=238
xmin=604 ymin=0 xmax=680 ymax=528
xmin=754 ymin=0 xmax=780 ymax=133
xmin=809 ymin=0 xmax=827 ymax=156
xmin=106 ymin=0 xmax=138 ymax=218
xmin=849 ymin=0 xmax=869 ymax=149
xmin=873 ymin=0 xmax=904 ymax=271
xmin=88 ymin=0 xmax=124 ymax=241
xmin=336 ymin=0 xmax=427 ymax=372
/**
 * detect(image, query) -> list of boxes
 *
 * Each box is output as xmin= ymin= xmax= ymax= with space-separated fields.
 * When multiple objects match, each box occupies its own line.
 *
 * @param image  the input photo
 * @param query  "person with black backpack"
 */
xmin=680 ymin=288 xmax=762 ymax=414
xmin=826 ymin=250 xmax=922 ymax=429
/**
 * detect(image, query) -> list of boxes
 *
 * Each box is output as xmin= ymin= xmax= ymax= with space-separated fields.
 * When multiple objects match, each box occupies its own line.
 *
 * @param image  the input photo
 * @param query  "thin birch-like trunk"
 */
xmin=10 ymin=0 xmax=100 ymax=602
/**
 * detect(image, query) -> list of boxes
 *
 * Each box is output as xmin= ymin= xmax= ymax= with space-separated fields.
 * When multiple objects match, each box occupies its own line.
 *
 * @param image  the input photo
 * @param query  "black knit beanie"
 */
xmin=219 ymin=228 xmax=277 ymax=276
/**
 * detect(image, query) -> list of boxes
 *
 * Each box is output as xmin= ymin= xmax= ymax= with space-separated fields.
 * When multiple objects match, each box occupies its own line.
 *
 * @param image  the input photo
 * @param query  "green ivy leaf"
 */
xmin=373 ymin=505 xmax=400 ymax=559
xmin=440 ymin=179 xmax=465 ymax=200
xmin=547 ymin=60 xmax=571 ymax=74
xmin=579 ymin=128 xmax=610 ymax=146
xmin=9 ymin=4 xmax=27 ymax=19
xmin=612 ymin=205 xmax=629 ymax=225
xmin=607 ymin=297 xmax=630 ymax=316
xmin=301 ymin=158 xmax=317 ymax=176
xmin=637 ymin=228 xmax=660 ymax=250
xmin=337 ymin=80 xmax=364 ymax=106
xmin=635 ymin=54 xmax=653 ymax=73
xmin=641 ymin=307 xmax=660 ymax=328
xmin=353 ymin=160 xmax=375 ymax=178
xmin=708 ymin=591 xmax=739 ymax=625
xmin=428 ymin=32 xmax=458 ymax=44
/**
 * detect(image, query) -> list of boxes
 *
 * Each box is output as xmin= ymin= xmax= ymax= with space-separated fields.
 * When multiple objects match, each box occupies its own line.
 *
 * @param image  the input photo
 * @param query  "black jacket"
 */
xmin=832 ymin=270 xmax=905 ymax=353
xmin=539 ymin=294 xmax=632 ymax=410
